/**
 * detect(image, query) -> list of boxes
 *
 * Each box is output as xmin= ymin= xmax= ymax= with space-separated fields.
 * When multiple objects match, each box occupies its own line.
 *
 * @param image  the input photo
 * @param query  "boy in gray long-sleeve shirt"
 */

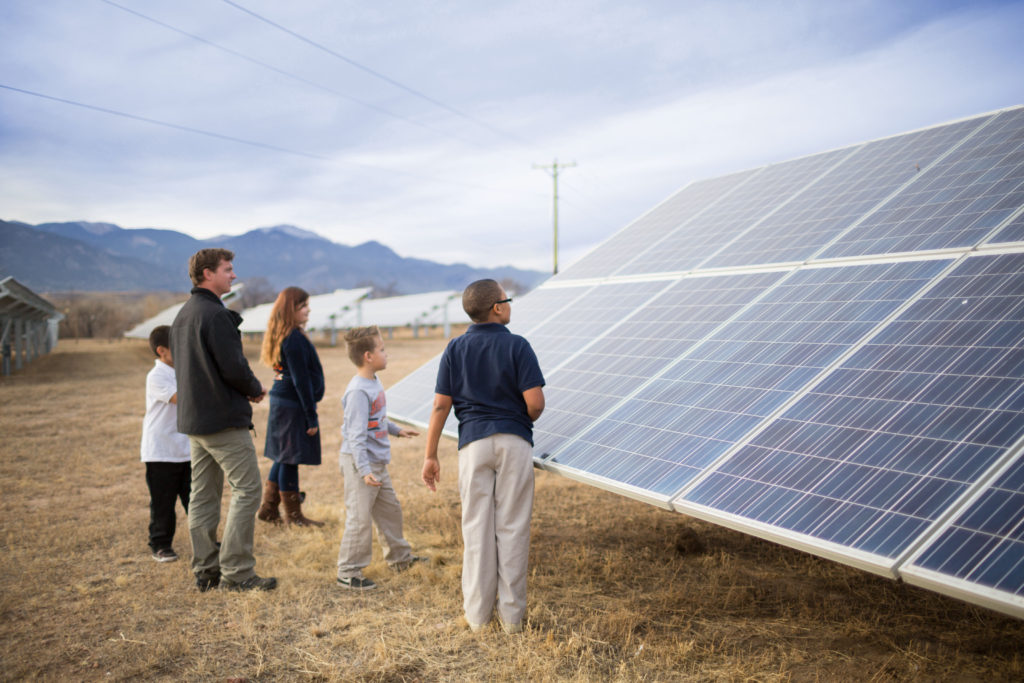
xmin=336 ymin=326 xmax=424 ymax=590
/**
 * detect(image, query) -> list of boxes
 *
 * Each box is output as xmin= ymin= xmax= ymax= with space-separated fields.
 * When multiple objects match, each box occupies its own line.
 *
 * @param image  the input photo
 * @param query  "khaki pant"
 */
xmin=458 ymin=433 xmax=534 ymax=626
xmin=336 ymin=452 xmax=412 ymax=578
xmin=188 ymin=428 xmax=261 ymax=583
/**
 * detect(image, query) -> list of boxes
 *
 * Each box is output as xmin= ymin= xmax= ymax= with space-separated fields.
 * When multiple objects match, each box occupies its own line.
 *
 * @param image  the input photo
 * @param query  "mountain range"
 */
xmin=0 ymin=219 xmax=547 ymax=294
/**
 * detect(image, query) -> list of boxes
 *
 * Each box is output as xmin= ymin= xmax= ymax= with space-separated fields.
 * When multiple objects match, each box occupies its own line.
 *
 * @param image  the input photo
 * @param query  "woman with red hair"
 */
xmin=257 ymin=286 xmax=325 ymax=526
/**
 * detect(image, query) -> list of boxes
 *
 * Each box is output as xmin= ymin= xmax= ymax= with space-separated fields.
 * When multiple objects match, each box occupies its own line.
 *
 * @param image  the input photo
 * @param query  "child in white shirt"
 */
xmin=141 ymin=325 xmax=191 ymax=562
xmin=336 ymin=326 xmax=424 ymax=589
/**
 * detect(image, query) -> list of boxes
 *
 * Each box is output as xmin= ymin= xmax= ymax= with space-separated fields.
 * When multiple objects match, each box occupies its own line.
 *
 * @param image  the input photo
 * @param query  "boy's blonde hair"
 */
xmin=344 ymin=326 xmax=381 ymax=366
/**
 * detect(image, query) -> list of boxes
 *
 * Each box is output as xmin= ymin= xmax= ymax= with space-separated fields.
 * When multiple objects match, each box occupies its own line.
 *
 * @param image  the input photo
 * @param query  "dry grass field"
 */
xmin=2 ymin=335 xmax=1023 ymax=682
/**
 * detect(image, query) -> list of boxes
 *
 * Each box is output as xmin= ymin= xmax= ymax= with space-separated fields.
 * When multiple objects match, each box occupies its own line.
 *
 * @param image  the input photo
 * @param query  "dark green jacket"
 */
xmin=170 ymin=287 xmax=262 ymax=435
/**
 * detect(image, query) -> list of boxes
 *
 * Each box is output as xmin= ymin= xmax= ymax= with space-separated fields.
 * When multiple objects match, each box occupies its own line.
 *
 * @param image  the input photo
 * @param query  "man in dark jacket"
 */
xmin=170 ymin=248 xmax=276 ymax=592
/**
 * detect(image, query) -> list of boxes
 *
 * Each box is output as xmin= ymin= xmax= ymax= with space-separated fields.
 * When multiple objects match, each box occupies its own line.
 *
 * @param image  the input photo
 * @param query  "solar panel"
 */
xmin=534 ymin=271 xmax=784 ymax=459
xmin=988 ymin=209 xmax=1024 ymax=245
xmin=387 ymin=105 xmax=1024 ymax=617
xmin=554 ymin=170 xmax=756 ymax=281
xmin=819 ymin=108 xmax=1024 ymax=259
xmin=903 ymin=449 xmax=1024 ymax=617
xmin=702 ymin=117 xmax=991 ymax=268
xmin=678 ymin=252 xmax=1024 ymax=580
xmin=617 ymin=147 xmax=854 ymax=276
xmin=546 ymin=259 xmax=950 ymax=502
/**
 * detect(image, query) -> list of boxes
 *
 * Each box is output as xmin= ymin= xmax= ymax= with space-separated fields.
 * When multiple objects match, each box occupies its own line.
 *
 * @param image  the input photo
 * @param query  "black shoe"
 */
xmin=222 ymin=575 xmax=278 ymax=592
xmin=196 ymin=573 xmax=221 ymax=592
xmin=337 ymin=576 xmax=377 ymax=590
xmin=390 ymin=555 xmax=428 ymax=573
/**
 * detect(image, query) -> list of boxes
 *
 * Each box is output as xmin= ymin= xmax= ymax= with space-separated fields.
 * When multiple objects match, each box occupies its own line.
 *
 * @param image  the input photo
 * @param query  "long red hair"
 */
xmin=260 ymin=286 xmax=309 ymax=368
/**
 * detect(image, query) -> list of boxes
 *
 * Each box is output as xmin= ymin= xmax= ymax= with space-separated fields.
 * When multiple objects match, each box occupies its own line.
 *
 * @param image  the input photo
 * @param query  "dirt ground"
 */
xmin=1 ymin=336 xmax=1022 ymax=682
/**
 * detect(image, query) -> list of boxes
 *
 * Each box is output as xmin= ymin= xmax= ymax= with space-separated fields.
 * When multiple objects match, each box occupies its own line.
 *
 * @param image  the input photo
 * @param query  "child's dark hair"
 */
xmin=462 ymin=279 xmax=504 ymax=322
xmin=149 ymin=325 xmax=171 ymax=357
xmin=344 ymin=326 xmax=381 ymax=366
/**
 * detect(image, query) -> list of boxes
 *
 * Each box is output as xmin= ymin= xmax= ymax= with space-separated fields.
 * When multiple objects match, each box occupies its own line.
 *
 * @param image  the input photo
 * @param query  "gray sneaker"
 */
xmin=222 ymin=575 xmax=278 ymax=592
xmin=337 ymin=576 xmax=377 ymax=590
xmin=152 ymin=548 xmax=178 ymax=563
xmin=390 ymin=555 xmax=428 ymax=573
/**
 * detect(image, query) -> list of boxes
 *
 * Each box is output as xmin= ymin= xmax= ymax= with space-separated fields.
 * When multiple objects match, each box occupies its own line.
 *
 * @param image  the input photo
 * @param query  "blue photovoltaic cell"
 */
xmin=988 ymin=210 xmax=1024 ymax=244
xmin=820 ymin=108 xmax=1024 ymax=259
xmin=618 ymin=147 xmax=853 ymax=276
xmin=684 ymin=252 xmax=1024 ymax=562
xmin=526 ymin=280 xmax=672 ymax=374
xmin=534 ymin=271 xmax=786 ymax=458
xmin=385 ymin=354 xmax=445 ymax=428
xmin=702 ymin=117 xmax=989 ymax=269
xmin=549 ymin=260 xmax=946 ymax=497
xmin=909 ymin=453 xmax=1024 ymax=598
xmin=555 ymin=170 xmax=757 ymax=282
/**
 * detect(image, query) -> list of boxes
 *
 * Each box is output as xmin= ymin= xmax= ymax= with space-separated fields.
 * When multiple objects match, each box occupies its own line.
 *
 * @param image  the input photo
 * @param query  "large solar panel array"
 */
xmin=387 ymin=106 xmax=1024 ymax=618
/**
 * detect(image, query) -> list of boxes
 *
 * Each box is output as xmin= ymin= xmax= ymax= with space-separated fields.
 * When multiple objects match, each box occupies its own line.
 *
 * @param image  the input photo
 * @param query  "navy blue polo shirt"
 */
xmin=435 ymin=323 xmax=545 ymax=449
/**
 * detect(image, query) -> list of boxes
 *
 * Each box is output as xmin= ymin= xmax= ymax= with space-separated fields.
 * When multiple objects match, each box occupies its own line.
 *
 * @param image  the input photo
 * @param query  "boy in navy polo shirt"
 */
xmin=422 ymin=279 xmax=545 ymax=634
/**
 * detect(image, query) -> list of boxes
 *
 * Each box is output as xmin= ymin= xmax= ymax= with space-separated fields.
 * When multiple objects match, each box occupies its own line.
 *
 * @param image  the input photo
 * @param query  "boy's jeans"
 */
xmin=337 ymin=452 xmax=412 ymax=578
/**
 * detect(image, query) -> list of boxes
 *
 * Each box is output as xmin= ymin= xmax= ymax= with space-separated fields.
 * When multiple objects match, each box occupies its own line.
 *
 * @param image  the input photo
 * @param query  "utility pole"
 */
xmin=533 ymin=158 xmax=576 ymax=275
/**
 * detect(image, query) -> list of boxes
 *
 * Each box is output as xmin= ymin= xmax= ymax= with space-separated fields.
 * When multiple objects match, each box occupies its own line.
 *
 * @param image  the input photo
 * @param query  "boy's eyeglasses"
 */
xmin=494 ymin=298 xmax=513 ymax=305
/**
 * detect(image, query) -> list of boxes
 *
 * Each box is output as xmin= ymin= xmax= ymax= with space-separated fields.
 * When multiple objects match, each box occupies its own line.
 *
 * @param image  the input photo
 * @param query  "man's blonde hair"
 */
xmin=344 ymin=326 xmax=382 ymax=366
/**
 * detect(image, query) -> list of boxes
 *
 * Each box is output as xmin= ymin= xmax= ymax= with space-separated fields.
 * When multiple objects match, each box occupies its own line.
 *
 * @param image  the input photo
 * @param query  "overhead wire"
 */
xmin=0 ymin=83 xmax=327 ymax=160
xmin=96 ymin=0 xmax=485 ymax=149
xmin=218 ymin=0 xmax=532 ymax=147
xmin=0 ymin=83 xmax=539 ymax=195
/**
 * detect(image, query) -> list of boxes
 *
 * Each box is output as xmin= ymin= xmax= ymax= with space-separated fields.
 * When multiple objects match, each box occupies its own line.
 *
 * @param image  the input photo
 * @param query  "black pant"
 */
xmin=145 ymin=461 xmax=191 ymax=551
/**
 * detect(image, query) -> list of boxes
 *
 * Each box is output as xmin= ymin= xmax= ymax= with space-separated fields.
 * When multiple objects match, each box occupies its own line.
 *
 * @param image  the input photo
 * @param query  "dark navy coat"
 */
xmin=264 ymin=328 xmax=325 ymax=465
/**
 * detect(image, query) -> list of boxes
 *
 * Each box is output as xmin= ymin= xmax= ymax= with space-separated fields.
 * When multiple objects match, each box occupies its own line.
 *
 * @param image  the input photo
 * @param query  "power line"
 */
xmin=219 ymin=0 xmax=529 ymax=146
xmin=0 ymin=83 xmax=328 ymax=160
xmin=0 ymin=83 xmax=543 ymax=196
xmin=96 ymin=0 xmax=483 ymax=149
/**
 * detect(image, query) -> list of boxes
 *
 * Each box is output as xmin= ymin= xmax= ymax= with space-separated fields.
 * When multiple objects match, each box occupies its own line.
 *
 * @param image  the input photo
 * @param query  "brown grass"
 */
xmin=1 ymin=335 xmax=1022 ymax=682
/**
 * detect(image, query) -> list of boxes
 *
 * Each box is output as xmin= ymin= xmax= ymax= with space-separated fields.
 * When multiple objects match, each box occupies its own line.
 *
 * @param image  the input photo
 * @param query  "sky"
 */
xmin=2 ymin=0 xmax=1023 ymax=274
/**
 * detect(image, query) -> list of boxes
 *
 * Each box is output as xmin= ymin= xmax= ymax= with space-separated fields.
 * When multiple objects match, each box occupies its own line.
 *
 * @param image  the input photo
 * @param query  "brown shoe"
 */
xmin=256 ymin=480 xmax=282 ymax=524
xmin=281 ymin=490 xmax=324 ymax=527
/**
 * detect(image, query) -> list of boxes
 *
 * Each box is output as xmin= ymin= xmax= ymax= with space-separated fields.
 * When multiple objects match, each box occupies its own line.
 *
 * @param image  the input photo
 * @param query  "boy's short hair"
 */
xmin=344 ymin=326 xmax=382 ymax=366
xmin=462 ymin=279 xmax=504 ymax=323
xmin=188 ymin=248 xmax=235 ymax=287
xmin=149 ymin=325 xmax=171 ymax=357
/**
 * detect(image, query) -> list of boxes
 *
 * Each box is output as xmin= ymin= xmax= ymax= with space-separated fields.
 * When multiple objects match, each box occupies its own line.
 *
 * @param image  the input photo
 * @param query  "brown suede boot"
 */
xmin=281 ymin=490 xmax=323 ymax=527
xmin=256 ymin=480 xmax=282 ymax=524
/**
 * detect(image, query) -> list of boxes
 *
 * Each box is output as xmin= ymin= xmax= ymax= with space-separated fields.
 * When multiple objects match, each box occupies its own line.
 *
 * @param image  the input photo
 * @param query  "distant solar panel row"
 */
xmin=387 ymin=105 xmax=1024 ymax=618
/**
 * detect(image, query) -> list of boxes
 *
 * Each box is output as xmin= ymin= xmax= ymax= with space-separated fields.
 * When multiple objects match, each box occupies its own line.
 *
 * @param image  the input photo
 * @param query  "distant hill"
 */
xmin=0 ymin=219 xmax=547 ymax=294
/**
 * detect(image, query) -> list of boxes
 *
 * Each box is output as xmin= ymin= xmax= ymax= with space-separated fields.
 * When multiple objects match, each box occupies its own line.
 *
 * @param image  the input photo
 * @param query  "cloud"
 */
xmin=1 ymin=0 xmax=1022 ymax=272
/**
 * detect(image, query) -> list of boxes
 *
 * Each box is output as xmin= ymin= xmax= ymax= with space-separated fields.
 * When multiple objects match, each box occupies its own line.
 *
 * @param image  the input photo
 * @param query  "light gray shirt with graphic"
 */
xmin=340 ymin=374 xmax=401 ymax=477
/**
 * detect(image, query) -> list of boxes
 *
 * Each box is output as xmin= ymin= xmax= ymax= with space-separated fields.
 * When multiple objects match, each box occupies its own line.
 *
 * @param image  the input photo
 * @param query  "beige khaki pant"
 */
xmin=458 ymin=433 xmax=534 ymax=626
xmin=336 ymin=452 xmax=412 ymax=578
xmin=188 ymin=428 xmax=261 ymax=583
